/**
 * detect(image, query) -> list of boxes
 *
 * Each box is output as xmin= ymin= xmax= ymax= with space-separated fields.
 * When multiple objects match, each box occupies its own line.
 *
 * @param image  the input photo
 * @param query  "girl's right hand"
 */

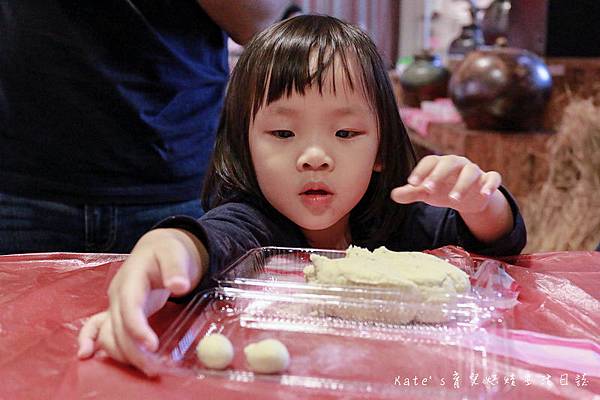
xmin=77 ymin=228 xmax=206 ymax=376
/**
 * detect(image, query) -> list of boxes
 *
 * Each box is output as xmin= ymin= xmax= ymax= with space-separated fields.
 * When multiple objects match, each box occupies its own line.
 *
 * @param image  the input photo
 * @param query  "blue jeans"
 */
xmin=0 ymin=192 xmax=204 ymax=254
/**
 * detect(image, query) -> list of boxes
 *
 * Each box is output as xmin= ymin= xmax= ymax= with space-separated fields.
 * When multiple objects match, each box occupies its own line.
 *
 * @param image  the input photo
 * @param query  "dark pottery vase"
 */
xmin=448 ymin=41 xmax=552 ymax=131
xmin=481 ymin=0 xmax=512 ymax=45
xmin=448 ymin=24 xmax=485 ymax=59
xmin=399 ymin=51 xmax=450 ymax=107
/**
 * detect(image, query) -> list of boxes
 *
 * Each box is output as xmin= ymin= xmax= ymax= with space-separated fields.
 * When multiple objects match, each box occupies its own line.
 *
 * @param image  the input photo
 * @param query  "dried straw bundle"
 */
xmin=524 ymin=98 xmax=600 ymax=252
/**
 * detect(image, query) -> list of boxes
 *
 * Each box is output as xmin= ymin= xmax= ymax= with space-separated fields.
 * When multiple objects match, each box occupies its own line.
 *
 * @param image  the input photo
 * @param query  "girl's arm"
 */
xmin=78 ymin=202 xmax=303 ymax=375
xmin=456 ymin=188 xmax=514 ymax=243
xmin=77 ymin=228 xmax=208 ymax=376
xmin=391 ymin=155 xmax=516 ymax=244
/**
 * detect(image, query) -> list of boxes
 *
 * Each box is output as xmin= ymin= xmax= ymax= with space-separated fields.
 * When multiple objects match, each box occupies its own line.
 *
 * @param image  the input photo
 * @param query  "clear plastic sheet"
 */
xmin=0 ymin=249 xmax=598 ymax=399
xmin=157 ymin=287 xmax=511 ymax=398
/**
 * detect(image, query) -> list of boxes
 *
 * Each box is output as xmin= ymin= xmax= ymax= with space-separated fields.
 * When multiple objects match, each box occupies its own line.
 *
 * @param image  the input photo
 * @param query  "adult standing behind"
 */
xmin=0 ymin=1 xmax=286 ymax=254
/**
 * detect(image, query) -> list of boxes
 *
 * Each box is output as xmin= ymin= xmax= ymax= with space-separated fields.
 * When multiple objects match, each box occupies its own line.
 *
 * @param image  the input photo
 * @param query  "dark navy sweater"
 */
xmin=158 ymin=187 xmax=527 ymax=280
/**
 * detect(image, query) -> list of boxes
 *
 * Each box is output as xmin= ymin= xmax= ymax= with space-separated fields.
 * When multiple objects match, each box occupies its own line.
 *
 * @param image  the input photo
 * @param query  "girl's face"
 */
xmin=249 ymin=66 xmax=380 ymax=247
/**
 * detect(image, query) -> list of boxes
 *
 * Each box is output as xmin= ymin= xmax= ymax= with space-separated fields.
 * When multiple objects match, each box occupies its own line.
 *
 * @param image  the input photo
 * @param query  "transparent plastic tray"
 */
xmin=216 ymin=246 xmax=518 ymax=319
xmin=158 ymin=287 xmax=512 ymax=398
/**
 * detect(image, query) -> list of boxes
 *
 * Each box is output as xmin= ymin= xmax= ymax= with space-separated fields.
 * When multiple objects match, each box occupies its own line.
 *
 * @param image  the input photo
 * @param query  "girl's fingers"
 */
xmin=480 ymin=171 xmax=502 ymax=195
xmin=407 ymin=155 xmax=440 ymax=186
xmin=391 ymin=184 xmax=429 ymax=204
xmin=422 ymin=156 xmax=470 ymax=192
xmin=119 ymin=278 xmax=164 ymax=353
xmin=96 ymin=315 xmax=127 ymax=364
xmin=147 ymin=231 xmax=196 ymax=296
xmin=81 ymin=230 xmax=204 ymax=376
xmin=110 ymin=255 xmax=176 ymax=376
xmin=448 ymin=163 xmax=483 ymax=200
xmin=78 ymin=309 xmax=131 ymax=366
xmin=124 ymin=231 xmax=190 ymax=295
xmin=158 ymin=253 xmax=191 ymax=296
xmin=77 ymin=312 xmax=106 ymax=358
xmin=400 ymin=154 xmax=504 ymax=212
xmin=106 ymin=257 xmax=158 ymax=352
xmin=110 ymin=302 xmax=159 ymax=377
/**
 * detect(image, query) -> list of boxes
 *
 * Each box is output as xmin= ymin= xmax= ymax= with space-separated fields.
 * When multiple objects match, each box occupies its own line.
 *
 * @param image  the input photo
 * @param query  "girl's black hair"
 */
xmin=202 ymin=15 xmax=416 ymax=247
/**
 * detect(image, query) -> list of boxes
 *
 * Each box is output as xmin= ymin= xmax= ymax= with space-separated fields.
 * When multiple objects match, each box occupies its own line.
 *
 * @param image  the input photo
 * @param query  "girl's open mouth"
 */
xmin=299 ymin=184 xmax=334 ymax=211
xmin=301 ymin=189 xmax=330 ymax=196
xmin=299 ymin=182 xmax=334 ymax=196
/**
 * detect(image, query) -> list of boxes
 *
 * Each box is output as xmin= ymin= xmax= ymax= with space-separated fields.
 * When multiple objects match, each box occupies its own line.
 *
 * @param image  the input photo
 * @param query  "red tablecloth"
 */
xmin=0 ymin=251 xmax=598 ymax=399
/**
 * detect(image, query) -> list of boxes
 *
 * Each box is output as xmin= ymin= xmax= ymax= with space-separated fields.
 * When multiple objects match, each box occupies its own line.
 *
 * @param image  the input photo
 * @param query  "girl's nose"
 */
xmin=296 ymin=146 xmax=334 ymax=172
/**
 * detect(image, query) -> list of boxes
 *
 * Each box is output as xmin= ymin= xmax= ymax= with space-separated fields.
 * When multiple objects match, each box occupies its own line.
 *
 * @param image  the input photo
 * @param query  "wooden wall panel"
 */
xmin=297 ymin=0 xmax=400 ymax=68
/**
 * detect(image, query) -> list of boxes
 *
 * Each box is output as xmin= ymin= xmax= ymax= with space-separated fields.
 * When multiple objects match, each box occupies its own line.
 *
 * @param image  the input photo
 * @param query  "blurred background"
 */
xmin=294 ymin=0 xmax=600 ymax=67
xmin=272 ymin=0 xmax=600 ymax=253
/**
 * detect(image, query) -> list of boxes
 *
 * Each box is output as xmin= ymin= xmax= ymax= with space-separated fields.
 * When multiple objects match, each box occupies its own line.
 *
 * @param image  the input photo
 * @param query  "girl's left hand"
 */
xmin=390 ymin=155 xmax=502 ymax=215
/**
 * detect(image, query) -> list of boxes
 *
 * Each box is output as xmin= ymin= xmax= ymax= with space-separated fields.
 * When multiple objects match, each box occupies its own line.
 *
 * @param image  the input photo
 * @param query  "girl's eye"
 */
xmin=270 ymin=130 xmax=295 ymax=139
xmin=335 ymin=130 xmax=360 ymax=139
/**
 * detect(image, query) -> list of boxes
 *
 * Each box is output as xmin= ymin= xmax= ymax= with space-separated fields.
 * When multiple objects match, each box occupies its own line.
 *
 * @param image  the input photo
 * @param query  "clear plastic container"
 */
xmin=157 ymin=287 xmax=512 ymax=398
xmin=157 ymin=246 xmax=521 ymax=397
xmin=215 ymin=246 xmax=518 ymax=324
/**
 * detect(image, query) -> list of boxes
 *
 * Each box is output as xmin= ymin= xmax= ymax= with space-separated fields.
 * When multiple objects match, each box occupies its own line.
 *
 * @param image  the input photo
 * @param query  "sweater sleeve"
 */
xmin=153 ymin=202 xmax=305 ymax=279
xmin=453 ymin=186 xmax=526 ymax=256
xmin=400 ymin=186 xmax=527 ymax=256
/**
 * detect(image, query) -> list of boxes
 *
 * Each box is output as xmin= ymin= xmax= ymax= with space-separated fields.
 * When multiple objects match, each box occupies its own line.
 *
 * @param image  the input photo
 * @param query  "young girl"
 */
xmin=78 ymin=15 xmax=525 ymax=375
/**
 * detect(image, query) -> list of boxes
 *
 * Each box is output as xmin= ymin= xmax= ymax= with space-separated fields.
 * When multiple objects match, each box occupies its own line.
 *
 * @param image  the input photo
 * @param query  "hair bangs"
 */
xmin=247 ymin=17 xmax=381 ymax=120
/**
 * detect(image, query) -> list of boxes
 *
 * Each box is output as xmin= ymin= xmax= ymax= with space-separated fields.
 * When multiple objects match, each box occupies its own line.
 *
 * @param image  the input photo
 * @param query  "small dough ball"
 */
xmin=195 ymin=333 xmax=234 ymax=370
xmin=244 ymin=339 xmax=290 ymax=374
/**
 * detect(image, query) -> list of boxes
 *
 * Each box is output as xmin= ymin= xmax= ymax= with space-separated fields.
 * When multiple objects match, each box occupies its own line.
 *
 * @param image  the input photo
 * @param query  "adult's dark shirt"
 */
xmin=0 ymin=0 xmax=228 ymax=204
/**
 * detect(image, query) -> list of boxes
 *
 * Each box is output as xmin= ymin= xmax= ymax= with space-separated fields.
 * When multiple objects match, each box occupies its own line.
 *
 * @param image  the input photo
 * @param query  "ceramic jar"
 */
xmin=399 ymin=51 xmax=450 ymax=107
xmin=448 ymin=40 xmax=552 ymax=131
xmin=481 ymin=0 xmax=512 ymax=45
xmin=448 ymin=24 xmax=485 ymax=59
